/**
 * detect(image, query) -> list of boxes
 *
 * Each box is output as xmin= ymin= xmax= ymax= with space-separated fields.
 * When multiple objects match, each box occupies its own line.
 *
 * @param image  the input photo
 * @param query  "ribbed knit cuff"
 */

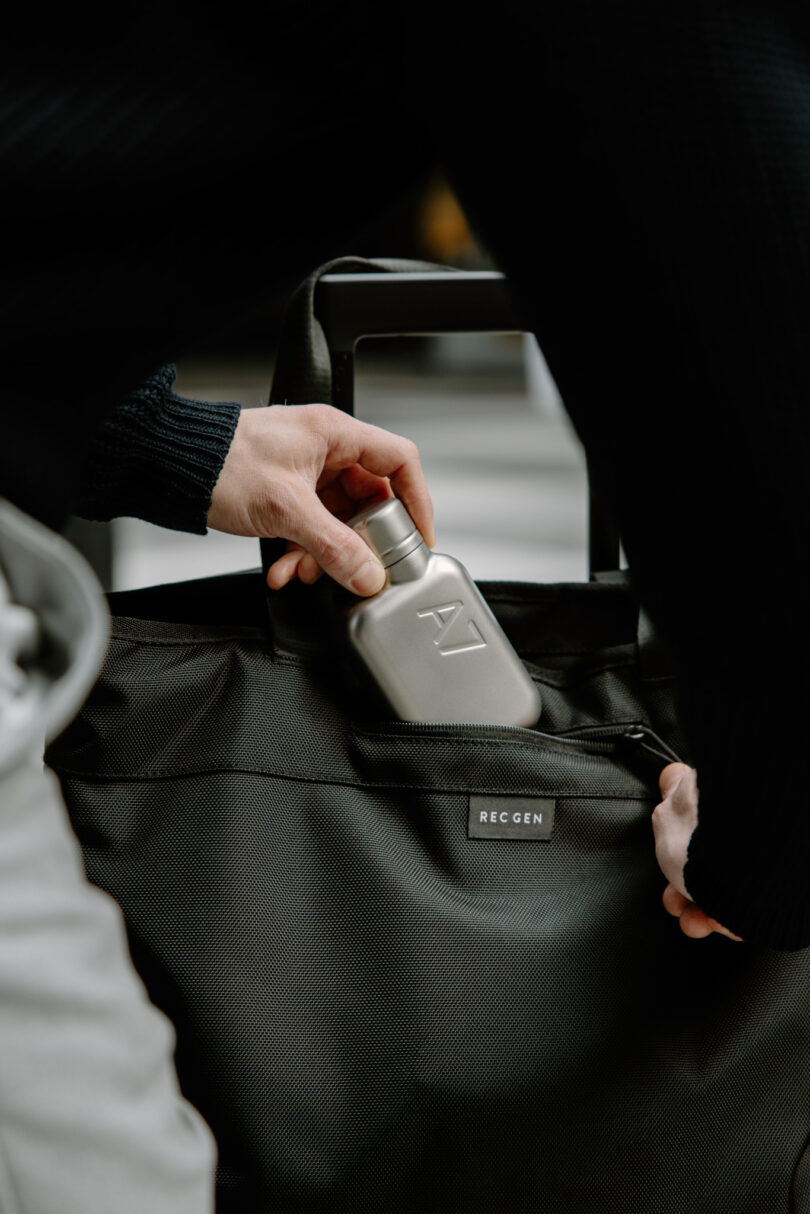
xmin=74 ymin=366 xmax=242 ymax=535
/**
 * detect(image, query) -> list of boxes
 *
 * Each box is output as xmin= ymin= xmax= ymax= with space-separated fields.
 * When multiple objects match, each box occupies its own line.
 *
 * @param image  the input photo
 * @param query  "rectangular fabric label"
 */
xmin=468 ymin=795 xmax=556 ymax=840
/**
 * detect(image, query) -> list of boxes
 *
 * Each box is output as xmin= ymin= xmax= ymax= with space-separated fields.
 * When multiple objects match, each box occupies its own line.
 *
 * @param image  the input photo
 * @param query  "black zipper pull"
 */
xmin=620 ymin=726 xmax=684 ymax=767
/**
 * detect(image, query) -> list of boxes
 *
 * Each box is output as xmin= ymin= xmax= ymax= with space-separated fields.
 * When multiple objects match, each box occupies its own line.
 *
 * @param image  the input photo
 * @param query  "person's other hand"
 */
xmin=207 ymin=404 xmax=435 ymax=596
xmin=651 ymin=763 xmax=743 ymax=942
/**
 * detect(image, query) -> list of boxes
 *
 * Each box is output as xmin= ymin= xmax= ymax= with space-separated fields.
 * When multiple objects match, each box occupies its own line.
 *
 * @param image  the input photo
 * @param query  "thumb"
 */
xmin=293 ymin=495 xmax=386 ymax=596
xmin=658 ymin=762 xmax=692 ymax=801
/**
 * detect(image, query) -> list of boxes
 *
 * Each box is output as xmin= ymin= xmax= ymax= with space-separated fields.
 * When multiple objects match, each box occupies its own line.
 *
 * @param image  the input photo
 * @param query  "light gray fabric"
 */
xmin=0 ymin=499 xmax=215 ymax=1214
xmin=0 ymin=499 xmax=109 ymax=770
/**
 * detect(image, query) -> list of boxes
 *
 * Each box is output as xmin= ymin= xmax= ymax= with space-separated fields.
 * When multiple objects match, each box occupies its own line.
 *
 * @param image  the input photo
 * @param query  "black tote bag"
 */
xmin=48 ymin=262 xmax=810 ymax=1214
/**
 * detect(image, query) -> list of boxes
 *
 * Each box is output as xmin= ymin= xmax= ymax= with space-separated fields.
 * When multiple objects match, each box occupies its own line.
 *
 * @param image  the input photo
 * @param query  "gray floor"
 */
xmin=112 ymin=333 xmax=591 ymax=591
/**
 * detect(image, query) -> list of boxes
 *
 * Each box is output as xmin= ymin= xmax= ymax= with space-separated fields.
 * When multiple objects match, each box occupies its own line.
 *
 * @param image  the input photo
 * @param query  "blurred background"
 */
xmin=66 ymin=176 xmax=591 ymax=591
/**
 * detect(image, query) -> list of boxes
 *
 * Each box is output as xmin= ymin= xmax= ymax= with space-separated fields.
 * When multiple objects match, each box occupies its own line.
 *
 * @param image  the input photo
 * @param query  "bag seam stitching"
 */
xmin=52 ymin=763 xmax=652 ymax=799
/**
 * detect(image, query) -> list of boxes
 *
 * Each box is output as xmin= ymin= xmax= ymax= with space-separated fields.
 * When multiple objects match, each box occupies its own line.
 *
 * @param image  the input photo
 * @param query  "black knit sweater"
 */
xmin=74 ymin=366 xmax=241 ymax=535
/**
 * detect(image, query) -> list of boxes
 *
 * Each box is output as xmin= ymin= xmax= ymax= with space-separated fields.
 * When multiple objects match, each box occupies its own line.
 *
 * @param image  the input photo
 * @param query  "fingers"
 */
xmin=209 ymin=405 xmax=434 ymax=554
xmin=662 ymin=883 xmax=714 ymax=937
xmin=283 ymin=490 xmax=387 ymax=596
xmin=266 ymin=465 xmax=395 ymax=593
xmin=266 ymin=517 xmax=383 ymax=594
xmin=661 ymin=883 xmax=743 ymax=942
xmin=265 ymin=546 xmax=307 ymax=591
xmin=651 ymin=765 xmax=698 ymax=894
xmin=655 ymin=769 xmax=742 ymax=942
xmin=707 ymin=918 xmax=744 ymax=942
xmin=658 ymin=762 xmax=692 ymax=800
xmin=386 ymin=458 xmax=436 ymax=549
xmin=661 ymin=883 xmax=691 ymax=918
xmin=251 ymin=407 xmax=433 ymax=596
xmin=316 ymin=465 xmax=393 ymax=521
xmin=296 ymin=552 xmax=323 ymax=585
xmin=323 ymin=413 xmax=436 ymax=547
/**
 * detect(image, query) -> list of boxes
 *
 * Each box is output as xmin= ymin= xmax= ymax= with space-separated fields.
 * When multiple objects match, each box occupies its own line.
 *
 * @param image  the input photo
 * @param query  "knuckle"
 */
xmin=399 ymin=435 xmax=420 ymax=461
xmin=308 ymin=401 xmax=336 ymax=427
xmin=313 ymin=530 xmax=346 ymax=571
xmin=259 ymin=478 xmax=297 ymax=538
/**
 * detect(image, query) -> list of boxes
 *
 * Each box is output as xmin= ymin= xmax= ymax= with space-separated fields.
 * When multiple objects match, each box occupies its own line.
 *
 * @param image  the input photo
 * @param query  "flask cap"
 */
xmin=348 ymin=498 xmax=424 ymax=568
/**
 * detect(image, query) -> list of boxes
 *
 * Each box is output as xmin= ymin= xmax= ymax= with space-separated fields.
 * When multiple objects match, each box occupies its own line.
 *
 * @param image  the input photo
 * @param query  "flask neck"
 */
xmin=386 ymin=541 xmax=430 ymax=583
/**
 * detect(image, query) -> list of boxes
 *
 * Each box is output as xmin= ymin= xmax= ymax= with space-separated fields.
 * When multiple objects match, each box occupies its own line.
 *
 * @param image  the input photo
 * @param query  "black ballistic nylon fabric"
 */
xmin=48 ymin=571 xmax=810 ymax=1213
xmin=49 ymin=258 xmax=810 ymax=1210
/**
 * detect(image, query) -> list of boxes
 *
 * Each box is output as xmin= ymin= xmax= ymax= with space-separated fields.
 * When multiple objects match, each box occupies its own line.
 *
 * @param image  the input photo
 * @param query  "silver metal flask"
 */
xmin=345 ymin=498 xmax=541 ymax=727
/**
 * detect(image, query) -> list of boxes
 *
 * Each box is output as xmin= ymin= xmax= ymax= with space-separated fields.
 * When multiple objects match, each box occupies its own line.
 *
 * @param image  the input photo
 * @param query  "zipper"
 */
xmin=359 ymin=718 xmax=683 ymax=766
xmin=551 ymin=722 xmax=684 ymax=766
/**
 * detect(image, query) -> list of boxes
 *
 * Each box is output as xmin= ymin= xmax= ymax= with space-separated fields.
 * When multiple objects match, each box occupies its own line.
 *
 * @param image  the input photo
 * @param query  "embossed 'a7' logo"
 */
xmin=416 ymin=600 xmax=487 ymax=656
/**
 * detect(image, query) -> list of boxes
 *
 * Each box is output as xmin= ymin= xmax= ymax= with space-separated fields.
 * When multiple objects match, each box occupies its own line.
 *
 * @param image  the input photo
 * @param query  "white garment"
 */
xmin=0 ymin=499 xmax=215 ymax=1214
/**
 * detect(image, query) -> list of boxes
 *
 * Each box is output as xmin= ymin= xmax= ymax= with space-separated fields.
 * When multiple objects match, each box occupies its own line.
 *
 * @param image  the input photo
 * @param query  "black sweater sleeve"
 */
xmin=74 ymin=366 xmax=242 ymax=535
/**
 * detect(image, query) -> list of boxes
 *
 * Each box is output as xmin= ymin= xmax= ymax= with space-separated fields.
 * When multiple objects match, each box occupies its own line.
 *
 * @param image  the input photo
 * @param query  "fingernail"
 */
xmin=350 ymin=558 xmax=386 ymax=596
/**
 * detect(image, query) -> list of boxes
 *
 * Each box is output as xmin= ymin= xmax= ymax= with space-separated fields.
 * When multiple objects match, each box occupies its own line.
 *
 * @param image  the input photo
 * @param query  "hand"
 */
xmin=651 ymin=763 xmax=743 ymax=942
xmin=207 ymin=404 xmax=435 ymax=596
